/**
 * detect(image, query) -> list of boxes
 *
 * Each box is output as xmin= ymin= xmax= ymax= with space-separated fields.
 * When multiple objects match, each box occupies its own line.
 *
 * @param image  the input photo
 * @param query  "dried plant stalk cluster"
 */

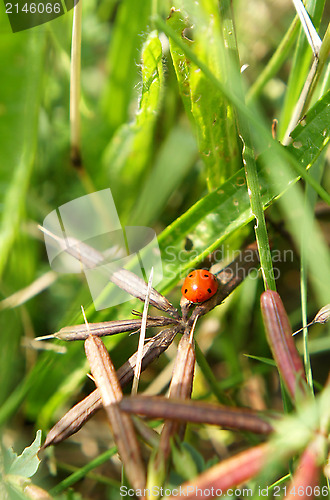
xmin=40 ymin=234 xmax=329 ymax=498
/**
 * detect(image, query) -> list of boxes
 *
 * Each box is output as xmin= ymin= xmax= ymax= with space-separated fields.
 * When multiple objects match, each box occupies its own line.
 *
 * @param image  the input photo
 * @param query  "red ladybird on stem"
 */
xmin=181 ymin=269 xmax=218 ymax=303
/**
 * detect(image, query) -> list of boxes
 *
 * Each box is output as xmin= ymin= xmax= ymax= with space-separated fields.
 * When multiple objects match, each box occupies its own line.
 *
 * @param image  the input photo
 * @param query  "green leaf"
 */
xmin=158 ymin=14 xmax=330 ymax=204
xmin=165 ymin=8 xmax=275 ymax=290
xmin=3 ymin=483 xmax=31 ymax=500
xmin=166 ymin=11 xmax=193 ymax=119
xmin=8 ymin=430 xmax=41 ymax=478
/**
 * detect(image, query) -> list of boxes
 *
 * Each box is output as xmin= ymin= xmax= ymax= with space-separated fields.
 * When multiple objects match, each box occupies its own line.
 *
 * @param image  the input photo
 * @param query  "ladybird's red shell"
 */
xmin=181 ymin=269 xmax=218 ymax=303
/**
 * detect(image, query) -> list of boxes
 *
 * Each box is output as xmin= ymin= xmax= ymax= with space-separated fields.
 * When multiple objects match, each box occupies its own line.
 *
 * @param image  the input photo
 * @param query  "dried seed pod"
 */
xmin=260 ymin=290 xmax=308 ymax=402
xmin=157 ymin=331 xmax=196 ymax=462
xmin=110 ymin=267 xmax=179 ymax=318
xmin=313 ymin=304 xmax=330 ymax=324
xmin=165 ymin=443 xmax=270 ymax=500
xmin=119 ymin=396 xmax=274 ymax=435
xmin=284 ymin=438 xmax=325 ymax=500
xmin=168 ymin=331 xmax=196 ymax=401
xmin=37 ymin=316 xmax=179 ymax=342
xmin=292 ymin=304 xmax=330 ymax=336
xmin=85 ymin=335 xmax=146 ymax=493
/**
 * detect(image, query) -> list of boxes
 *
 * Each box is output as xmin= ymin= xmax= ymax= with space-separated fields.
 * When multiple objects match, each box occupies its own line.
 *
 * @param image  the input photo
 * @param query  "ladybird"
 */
xmin=181 ymin=269 xmax=218 ymax=303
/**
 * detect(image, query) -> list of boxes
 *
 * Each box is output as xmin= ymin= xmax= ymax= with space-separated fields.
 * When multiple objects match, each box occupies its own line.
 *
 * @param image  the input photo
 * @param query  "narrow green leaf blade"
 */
xmin=101 ymin=0 xmax=152 ymax=132
xmin=102 ymin=31 xmax=164 ymax=218
xmin=167 ymin=7 xmax=241 ymax=189
xmin=0 ymin=31 xmax=45 ymax=277
xmin=130 ymin=125 xmax=198 ymax=226
xmin=278 ymin=0 xmax=326 ymax=139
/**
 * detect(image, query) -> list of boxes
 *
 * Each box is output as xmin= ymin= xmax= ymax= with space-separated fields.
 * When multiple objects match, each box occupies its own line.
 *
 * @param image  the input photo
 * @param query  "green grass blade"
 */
xmin=101 ymin=30 xmax=164 ymax=220
xmin=244 ymin=355 xmax=276 ymax=367
xmin=300 ymin=158 xmax=324 ymax=393
xmin=0 ymin=31 xmax=45 ymax=277
xmin=247 ymin=15 xmax=300 ymax=103
xmin=167 ymin=6 xmax=241 ymax=189
xmin=0 ymin=355 xmax=50 ymax=427
xmin=130 ymin=125 xmax=198 ymax=226
xmin=275 ymin=89 xmax=330 ymax=205
xmin=101 ymin=0 xmax=152 ymax=133
xmin=278 ymin=0 xmax=326 ymax=140
xmin=50 ymin=447 xmax=118 ymax=495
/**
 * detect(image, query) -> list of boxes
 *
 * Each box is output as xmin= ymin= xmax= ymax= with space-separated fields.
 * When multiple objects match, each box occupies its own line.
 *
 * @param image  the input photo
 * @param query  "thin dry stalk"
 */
xmin=85 ymin=334 xmax=146 ymax=494
xmin=119 ymin=396 xmax=274 ymax=435
xmin=293 ymin=304 xmax=330 ymax=336
xmin=156 ymin=328 xmax=196 ymax=465
xmin=36 ymin=316 xmax=179 ymax=342
xmin=132 ymin=268 xmax=154 ymax=395
xmin=310 ymin=304 xmax=330 ymax=325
